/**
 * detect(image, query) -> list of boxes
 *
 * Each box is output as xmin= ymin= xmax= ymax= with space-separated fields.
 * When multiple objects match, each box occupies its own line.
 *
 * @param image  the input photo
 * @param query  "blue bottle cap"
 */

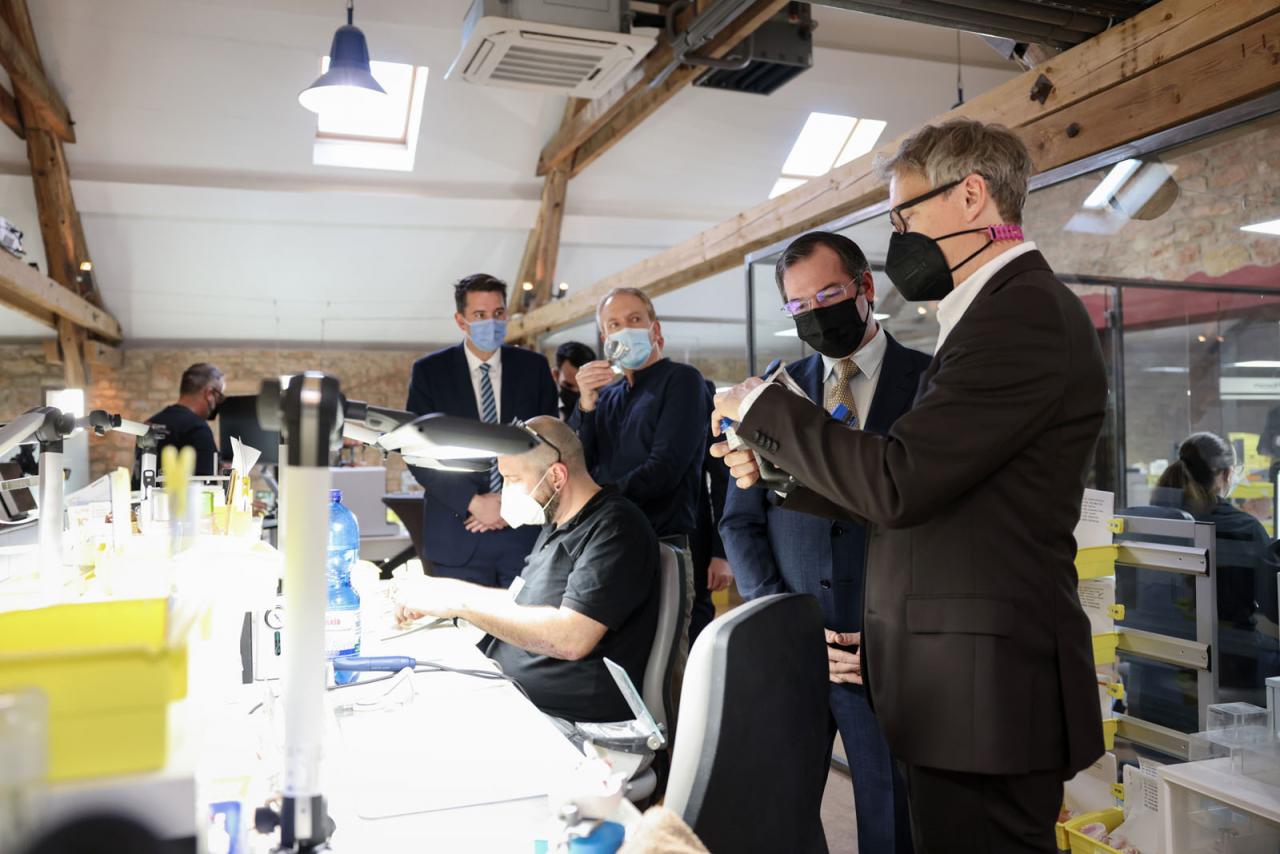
xmin=719 ymin=417 xmax=736 ymax=432
xmin=329 ymin=489 xmax=342 ymax=503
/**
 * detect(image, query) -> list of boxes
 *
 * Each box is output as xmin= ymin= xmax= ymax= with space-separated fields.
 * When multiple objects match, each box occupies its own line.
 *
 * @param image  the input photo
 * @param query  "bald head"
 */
xmin=523 ymin=415 xmax=586 ymax=473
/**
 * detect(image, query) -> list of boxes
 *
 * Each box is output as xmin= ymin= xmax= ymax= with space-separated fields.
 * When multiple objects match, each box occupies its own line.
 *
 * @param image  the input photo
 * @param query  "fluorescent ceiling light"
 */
xmin=1082 ymin=159 xmax=1141 ymax=209
xmin=873 ymin=313 xmax=891 ymax=321
xmin=773 ymin=327 xmax=799 ymax=337
xmin=1241 ymin=219 xmax=1280 ymax=236
xmin=1232 ymin=360 xmax=1280 ymax=368
xmin=834 ymin=119 xmax=887 ymax=168
xmin=1143 ymin=366 xmax=1189 ymax=374
xmin=769 ymin=176 xmax=807 ymax=199
xmin=781 ymin=113 xmax=856 ymax=177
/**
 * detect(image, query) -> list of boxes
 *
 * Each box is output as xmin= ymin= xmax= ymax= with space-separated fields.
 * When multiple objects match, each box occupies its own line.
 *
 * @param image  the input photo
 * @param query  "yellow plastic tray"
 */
xmin=1092 ymin=631 xmax=1119 ymax=666
xmin=0 ymin=598 xmax=186 ymax=781
xmin=1064 ymin=807 xmax=1124 ymax=854
xmin=1075 ymin=545 xmax=1118 ymax=580
xmin=1055 ymin=818 xmax=1070 ymax=851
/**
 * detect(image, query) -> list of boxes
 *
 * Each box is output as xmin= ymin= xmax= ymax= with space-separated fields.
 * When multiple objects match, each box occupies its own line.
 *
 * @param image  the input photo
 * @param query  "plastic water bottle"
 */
xmin=325 ymin=489 xmax=361 ymax=684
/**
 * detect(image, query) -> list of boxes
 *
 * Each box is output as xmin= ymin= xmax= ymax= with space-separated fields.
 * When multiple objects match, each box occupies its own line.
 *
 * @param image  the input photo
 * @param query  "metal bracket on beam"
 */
xmin=1030 ymin=73 xmax=1053 ymax=105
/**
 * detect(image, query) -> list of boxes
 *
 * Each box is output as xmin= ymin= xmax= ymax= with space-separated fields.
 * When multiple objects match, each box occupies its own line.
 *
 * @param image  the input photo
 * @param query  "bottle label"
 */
xmin=325 ymin=609 xmax=361 ymax=657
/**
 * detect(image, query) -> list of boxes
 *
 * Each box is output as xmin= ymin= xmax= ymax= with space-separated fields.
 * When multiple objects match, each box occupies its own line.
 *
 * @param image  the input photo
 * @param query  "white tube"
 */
xmin=37 ymin=449 xmax=65 ymax=598
xmin=279 ymin=463 xmax=331 ymax=808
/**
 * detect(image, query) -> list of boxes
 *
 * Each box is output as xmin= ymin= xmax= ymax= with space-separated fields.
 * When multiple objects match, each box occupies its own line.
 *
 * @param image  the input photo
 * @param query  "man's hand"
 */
xmin=467 ymin=493 xmax=506 ymax=531
xmin=707 ymin=557 xmax=734 ymax=592
xmin=710 ymin=377 xmax=766 ymax=436
xmin=709 ymin=441 xmax=762 ymax=490
xmin=392 ymin=576 xmax=466 ymax=626
xmin=825 ymin=629 xmax=862 ymax=685
xmin=573 ymin=360 xmax=617 ymax=412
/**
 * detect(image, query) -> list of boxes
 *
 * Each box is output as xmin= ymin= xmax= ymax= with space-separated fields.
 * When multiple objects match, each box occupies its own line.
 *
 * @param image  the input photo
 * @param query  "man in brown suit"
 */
xmin=711 ymin=120 xmax=1107 ymax=853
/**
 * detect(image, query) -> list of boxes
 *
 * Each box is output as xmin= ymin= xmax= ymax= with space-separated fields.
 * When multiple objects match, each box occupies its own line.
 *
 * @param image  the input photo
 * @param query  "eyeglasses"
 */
xmin=889 ymin=177 xmax=965 ymax=233
xmin=510 ymin=418 xmax=562 ymax=464
xmin=781 ymin=279 xmax=859 ymax=317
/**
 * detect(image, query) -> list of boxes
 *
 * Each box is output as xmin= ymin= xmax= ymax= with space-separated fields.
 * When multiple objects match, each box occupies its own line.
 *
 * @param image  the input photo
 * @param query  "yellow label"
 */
xmin=1107 ymin=681 xmax=1125 ymax=700
xmin=1111 ymin=783 xmax=1125 ymax=801
xmin=1109 ymin=604 xmax=1126 ymax=620
xmin=1108 ymin=518 xmax=1125 ymax=534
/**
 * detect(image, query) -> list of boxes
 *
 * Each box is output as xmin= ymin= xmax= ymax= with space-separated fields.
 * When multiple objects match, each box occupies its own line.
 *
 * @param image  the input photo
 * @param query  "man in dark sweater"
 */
xmin=568 ymin=288 xmax=712 ymax=542
xmin=142 ymin=363 xmax=225 ymax=476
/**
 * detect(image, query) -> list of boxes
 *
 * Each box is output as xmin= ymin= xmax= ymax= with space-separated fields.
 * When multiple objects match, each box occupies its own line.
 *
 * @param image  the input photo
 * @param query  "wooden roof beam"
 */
xmin=508 ymin=0 xmax=1280 ymax=341
xmin=0 ymin=5 xmax=71 ymax=141
xmin=0 ymin=248 xmax=121 ymax=342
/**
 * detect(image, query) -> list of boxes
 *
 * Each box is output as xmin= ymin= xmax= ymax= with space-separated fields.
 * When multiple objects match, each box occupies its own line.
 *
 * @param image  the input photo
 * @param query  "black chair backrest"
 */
xmin=665 ymin=593 xmax=829 ymax=853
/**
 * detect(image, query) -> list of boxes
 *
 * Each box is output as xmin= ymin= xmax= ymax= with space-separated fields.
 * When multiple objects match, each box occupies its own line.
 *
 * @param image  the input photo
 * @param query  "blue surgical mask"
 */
xmin=604 ymin=326 xmax=653 ymax=371
xmin=468 ymin=318 xmax=507 ymax=352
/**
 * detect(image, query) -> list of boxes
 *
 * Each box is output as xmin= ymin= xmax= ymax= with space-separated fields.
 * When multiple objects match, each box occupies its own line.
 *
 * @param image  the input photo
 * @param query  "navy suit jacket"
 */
xmin=405 ymin=343 xmax=558 ymax=568
xmin=719 ymin=333 xmax=931 ymax=631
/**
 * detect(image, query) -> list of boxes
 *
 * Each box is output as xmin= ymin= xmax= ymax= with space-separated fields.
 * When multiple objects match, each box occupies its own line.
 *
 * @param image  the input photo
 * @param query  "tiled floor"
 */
xmin=822 ymin=765 xmax=859 ymax=854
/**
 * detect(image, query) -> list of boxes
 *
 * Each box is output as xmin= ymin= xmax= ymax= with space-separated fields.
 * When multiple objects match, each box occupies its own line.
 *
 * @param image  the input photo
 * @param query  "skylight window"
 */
xmin=312 ymin=57 xmax=429 ymax=172
xmin=769 ymin=112 xmax=886 ymax=199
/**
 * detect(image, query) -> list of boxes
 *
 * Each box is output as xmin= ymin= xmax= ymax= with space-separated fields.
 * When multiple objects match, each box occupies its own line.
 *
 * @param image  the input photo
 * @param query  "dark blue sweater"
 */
xmin=569 ymin=358 xmax=712 ymax=538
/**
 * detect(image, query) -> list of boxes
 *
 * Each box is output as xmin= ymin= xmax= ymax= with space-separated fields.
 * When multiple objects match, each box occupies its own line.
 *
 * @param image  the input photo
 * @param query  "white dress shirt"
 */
xmin=738 ymin=323 xmax=886 ymax=423
xmin=463 ymin=342 xmax=502 ymax=421
xmin=934 ymin=241 xmax=1038 ymax=354
xmin=821 ymin=323 xmax=887 ymax=424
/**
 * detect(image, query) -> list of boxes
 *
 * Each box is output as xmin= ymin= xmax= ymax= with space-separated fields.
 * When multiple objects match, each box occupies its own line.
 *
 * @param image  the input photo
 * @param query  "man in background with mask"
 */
xmin=711 ymin=120 xmax=1107 ymax=853
xmin=406 ymin=273 xmax=558 ymax=587
xmin=720 ymin=231 xmax=928 ymax=854
xmin=570 ymin=288 xmax=712 ymax=685
xmin=569 ymin=287 xmax=712 ymax=543
xmin=142 ymin=362 xmax=225 ymax=477
xmin=553 ymin=341 xmax=595 ymax=419
xmin=394 ymin=416 xmax=660 ymax=724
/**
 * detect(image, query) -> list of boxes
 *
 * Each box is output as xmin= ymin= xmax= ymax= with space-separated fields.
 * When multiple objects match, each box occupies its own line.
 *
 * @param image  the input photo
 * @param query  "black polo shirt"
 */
xmin=141 ymin=404 xmax=217 ymax=476
xmin=482 ymin=486 xmax=660 ymax=723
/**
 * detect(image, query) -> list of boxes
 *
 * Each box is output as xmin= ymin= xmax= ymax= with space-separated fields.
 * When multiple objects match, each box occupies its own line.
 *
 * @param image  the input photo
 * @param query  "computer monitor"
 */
xmin=218 ymin=394 xmax=279 ymax=466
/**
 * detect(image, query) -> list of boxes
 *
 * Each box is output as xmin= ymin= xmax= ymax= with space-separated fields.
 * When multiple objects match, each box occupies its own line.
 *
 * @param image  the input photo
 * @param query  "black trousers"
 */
xmin=900 ymin=764 xmax=1063 ymax=854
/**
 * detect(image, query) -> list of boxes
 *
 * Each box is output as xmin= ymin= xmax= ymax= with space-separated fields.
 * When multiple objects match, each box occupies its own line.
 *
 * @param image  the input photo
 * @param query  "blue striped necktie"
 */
xmin=479 ymin=363 xmax=502 ymax=493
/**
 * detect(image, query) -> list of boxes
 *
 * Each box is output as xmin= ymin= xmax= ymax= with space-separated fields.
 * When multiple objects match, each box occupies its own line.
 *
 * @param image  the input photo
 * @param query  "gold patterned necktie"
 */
xmin=825 ymin=358 xmax=860 ymax=423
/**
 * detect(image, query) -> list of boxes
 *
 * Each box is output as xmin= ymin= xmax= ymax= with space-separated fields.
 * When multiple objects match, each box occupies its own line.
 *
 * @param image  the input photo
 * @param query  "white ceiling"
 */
xmin=0 ymin=0 xmax=1017 ymax=347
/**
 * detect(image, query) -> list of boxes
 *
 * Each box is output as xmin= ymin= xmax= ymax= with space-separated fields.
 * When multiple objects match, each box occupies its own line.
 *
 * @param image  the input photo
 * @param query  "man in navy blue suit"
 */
xmin=720 ymin=232 xmax=929 ymax=854
xmin=406 ymin=273 xmax=558 ymax=587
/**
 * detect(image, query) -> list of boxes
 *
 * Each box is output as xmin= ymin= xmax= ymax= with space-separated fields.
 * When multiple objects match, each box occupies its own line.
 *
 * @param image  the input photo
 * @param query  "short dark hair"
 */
xmin=454 ymin=273 xmax=508 ymax=314
xmin=774 ymin=231 xmax=870 ymax=298
xmin=179 ymin=363 xmax=224 ymax=396
xmin=555 ymin=341 xmax=596 ymax=369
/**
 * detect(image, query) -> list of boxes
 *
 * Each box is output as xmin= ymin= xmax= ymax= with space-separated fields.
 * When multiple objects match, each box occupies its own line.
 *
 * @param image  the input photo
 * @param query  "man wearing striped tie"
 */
xmin=406 ymin=273 xmax=558 ymax=587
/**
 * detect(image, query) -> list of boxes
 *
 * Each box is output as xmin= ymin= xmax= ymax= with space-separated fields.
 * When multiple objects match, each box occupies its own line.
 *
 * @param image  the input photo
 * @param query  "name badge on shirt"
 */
xmin=509 ymin=576 xmax=526 ymax=600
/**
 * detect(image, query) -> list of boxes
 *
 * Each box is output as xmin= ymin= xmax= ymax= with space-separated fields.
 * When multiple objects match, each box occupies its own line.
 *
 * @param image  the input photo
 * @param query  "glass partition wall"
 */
xmin=744 ymin=95 xmax=1280 ymax=758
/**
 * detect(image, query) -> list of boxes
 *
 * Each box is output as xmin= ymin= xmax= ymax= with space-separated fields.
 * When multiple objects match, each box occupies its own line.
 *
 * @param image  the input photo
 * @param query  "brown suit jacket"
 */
xmin=737 ymin=250 xmax=1107 ymax=777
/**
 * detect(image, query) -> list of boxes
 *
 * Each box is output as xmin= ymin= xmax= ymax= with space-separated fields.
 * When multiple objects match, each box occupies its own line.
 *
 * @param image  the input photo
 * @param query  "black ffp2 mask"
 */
xmin=794 ymin=295 xmax=870 ymax=359
xmin=885 ymin=224 xmax=1024 ymax=302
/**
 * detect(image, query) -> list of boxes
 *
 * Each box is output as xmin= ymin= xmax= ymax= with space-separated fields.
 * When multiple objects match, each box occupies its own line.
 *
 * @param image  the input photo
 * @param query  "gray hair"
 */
xmin=596 ymin=287 xmax=657 ymax=330
xmin=522 ymin=415 xmax=586 ymax=474
xmin=877 ymin=119 xmax=1034 ymax=224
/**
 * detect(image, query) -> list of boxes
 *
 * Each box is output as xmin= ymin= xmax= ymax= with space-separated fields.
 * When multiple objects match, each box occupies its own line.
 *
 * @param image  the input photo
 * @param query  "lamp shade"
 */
xmin=298 ymin=24 xmax=386 ymax=115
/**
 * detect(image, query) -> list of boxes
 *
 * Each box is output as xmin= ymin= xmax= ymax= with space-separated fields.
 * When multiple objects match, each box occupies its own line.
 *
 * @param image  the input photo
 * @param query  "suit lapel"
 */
xmin=792 ymin=354 xmax=825 ymax=405
xmin=498 ymin=346 xmax=515 ymax=423
xmin=450 ymin=343 xmax=480 ymax=420
xmin=933 ymin=249 xmax=1052 ymax=365
xmin=866 ymin=334 xmax=919 ymax=435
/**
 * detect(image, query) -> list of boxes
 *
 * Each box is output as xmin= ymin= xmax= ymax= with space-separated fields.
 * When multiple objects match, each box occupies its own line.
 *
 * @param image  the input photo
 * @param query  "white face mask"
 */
xmin=499 ymin=467 xmax=560 ymax=528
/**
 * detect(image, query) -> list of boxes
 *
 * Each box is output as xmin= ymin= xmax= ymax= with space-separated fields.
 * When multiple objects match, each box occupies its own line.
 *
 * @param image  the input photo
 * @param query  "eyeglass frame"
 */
xmin=510 ymin=418 xmax=563 ymax=464
xmin=779 ymin=277 xmax=864 ymax=317
xmin=888 ymin=176 xmax=972 ymax=234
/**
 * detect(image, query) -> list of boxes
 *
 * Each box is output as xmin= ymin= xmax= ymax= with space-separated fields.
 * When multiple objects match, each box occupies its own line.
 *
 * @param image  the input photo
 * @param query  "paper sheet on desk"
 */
xmin=334 ymin=677 xmax=581 ymax=819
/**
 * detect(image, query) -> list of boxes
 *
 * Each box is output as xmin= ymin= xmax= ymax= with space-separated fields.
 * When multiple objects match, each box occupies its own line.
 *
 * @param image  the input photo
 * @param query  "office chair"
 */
xmin=568 ymin=542 xmax=687 ymax=805
xmin=665 ymin=593 xmax=829 ymax=854
xmin=378 ymin=494 xmax=427 ymax=578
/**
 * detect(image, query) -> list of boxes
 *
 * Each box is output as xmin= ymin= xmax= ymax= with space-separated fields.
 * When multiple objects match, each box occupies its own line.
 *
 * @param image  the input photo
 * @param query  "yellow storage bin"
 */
xmin=1092 ymin=631 xmax=1119 ymax=666
xmin=1064 ymin=807 xmax=1124 ymax=854
xmin=0 ymin=598 xmax=187 ymax=782
xmin=1102 ymin=717 xmax=1117 ymax=750
xmin=1055 ymin=817 xmax=1070 ymax=851
xmin=1075 ymin=545 xmax=1118 ymax=580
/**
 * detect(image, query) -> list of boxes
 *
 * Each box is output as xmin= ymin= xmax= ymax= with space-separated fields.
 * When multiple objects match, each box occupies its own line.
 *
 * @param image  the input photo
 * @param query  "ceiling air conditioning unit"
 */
xmin=448 ymin=0 xmax=655 ymax=99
